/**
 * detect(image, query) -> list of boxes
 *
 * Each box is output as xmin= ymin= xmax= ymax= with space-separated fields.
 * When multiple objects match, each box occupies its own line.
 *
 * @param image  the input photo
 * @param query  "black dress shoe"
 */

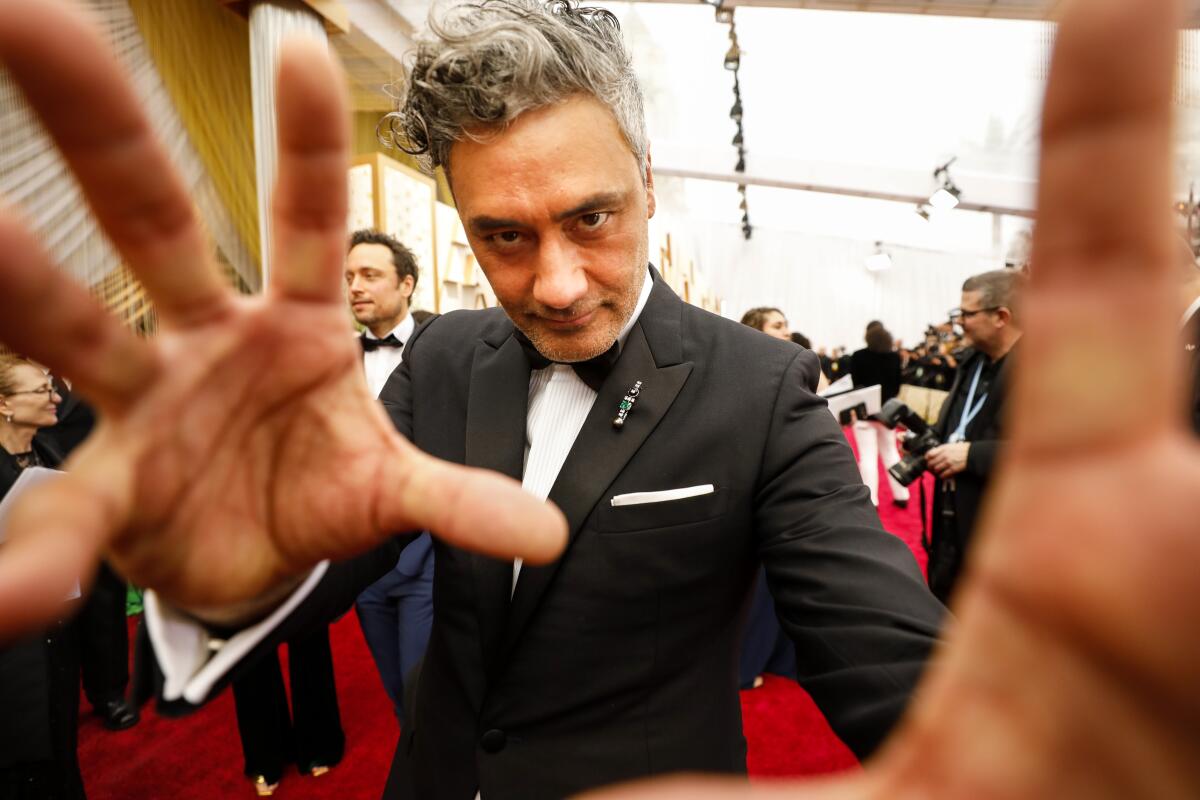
xmin=96 ymin=698 xmax=140 ymax=731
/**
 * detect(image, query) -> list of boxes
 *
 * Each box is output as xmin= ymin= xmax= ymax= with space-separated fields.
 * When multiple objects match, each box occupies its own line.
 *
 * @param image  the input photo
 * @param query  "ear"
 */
xmin=400 ymin=274 xmax=416 ymax=299
xmin=644 ymin=148 xmax=656 ymax=220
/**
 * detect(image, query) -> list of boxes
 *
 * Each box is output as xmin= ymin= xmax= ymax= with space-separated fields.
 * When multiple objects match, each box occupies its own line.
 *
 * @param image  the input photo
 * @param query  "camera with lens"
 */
xmin=875 ymin=398 xmax=942 ymax=486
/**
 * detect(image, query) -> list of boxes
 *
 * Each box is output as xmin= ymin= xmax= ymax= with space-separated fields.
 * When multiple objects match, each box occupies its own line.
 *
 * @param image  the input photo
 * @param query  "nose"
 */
xmin=531 ymin=238 xmax=588 ymax=311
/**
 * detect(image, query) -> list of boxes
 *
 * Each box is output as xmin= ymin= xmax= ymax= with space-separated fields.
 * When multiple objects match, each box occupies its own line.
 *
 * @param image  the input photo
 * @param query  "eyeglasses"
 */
xmin=6 ymin=385 xmax=56 ymax=398
xmin=948 ymin=306 xmax=1001 ymax=322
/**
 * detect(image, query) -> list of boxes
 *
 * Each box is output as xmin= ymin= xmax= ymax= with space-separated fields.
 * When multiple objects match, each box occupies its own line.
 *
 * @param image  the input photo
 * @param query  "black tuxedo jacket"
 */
xmin=371 ymin=271 xmax=942 ymax=799
xmin=174 ymin=271 xmax=944 ymax=800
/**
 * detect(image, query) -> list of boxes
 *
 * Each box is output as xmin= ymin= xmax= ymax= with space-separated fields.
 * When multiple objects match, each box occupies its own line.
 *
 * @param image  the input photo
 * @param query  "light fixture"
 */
xmin=742 ymin=223 xmax=753 ymax=240
xmin=730 ymin=99 xmax=742 ymax=121
xmin=734 ymin=154 xmax=745 ymax=173
xmin=915 ymin=204 xmax=932 ymax=221
xmin=731 ymin=129 xmax=743 ymax=146
xmin=930 ymin=157 xmax=961 ymax=211
xmin=929 ymin=186 xmax=960 ymax=211
xmin=724 ymin=39 xmax=740 ymax=70
xmin=715 ymin=6 xmax=734 ymax=23
xmin=864 ymin=242 xmax=892 ymax=271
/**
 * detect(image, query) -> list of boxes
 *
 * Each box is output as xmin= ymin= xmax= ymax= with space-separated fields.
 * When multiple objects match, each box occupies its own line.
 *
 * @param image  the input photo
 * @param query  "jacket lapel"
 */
xmin=500 ymin=280 xmax=693 ymax=663
xmin=464 ymin=333 xmax=531 ymax=672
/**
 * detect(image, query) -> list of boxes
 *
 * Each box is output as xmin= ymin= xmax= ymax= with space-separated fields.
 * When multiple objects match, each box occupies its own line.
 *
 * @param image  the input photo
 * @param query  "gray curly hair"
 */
xmin=381 ymin=0 xmax=648 ymax=182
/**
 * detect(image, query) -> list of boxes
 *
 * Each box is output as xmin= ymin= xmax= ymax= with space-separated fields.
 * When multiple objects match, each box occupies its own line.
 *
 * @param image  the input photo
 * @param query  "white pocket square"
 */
xmin=610 ymin=484 xmax=715 ymax=508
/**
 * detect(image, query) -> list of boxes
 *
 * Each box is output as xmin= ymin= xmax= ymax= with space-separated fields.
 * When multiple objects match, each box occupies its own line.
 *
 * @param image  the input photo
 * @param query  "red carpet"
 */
xmin=78 ymin=428 xmax=932 ymax=798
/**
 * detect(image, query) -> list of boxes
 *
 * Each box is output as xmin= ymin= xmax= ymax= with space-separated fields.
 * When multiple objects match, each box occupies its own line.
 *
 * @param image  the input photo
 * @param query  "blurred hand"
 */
xmin=582 ymin=0 xmax=1200 ymax=798
xmin=924 ymin=442 xmax=969 ymax=479
xmin=0 ymin=0 xmax=566 ymax=635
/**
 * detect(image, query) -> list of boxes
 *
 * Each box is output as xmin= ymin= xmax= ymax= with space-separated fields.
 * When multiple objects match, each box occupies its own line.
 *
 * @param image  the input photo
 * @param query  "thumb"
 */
xmin=0 ymin=466 xmax=125 ymax=639
xmin=379 ymin=445 xmax=568 ymax=565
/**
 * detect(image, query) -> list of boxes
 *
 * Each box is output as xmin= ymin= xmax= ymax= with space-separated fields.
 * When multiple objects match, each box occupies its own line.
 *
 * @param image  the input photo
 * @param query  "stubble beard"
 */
xmin=513 ymin=265 xmax=645 ymax=363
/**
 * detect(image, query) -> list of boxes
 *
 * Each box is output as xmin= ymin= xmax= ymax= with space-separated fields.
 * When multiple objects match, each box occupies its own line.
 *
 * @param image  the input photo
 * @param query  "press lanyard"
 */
xmin=950 ymin=361 xmax=987 ymax=443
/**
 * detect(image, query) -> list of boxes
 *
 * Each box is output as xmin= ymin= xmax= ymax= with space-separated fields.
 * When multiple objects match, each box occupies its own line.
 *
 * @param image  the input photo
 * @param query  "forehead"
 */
xmin=346 ymin=243 xmax=395 ymax=271
xmin=960 ymin=289 xmax=985 ymax=307
xmin=447 ymin=94 xmax=641 ymax=221
xmin=765 ymin=311 xmax=786 ymax=323
xmin=9 ymin=363 xmax=44 ymax=386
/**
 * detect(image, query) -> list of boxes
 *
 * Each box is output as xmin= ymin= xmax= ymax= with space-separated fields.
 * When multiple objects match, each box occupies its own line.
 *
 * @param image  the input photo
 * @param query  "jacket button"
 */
xmin=480 ymin=729 xmax=507 ymax=753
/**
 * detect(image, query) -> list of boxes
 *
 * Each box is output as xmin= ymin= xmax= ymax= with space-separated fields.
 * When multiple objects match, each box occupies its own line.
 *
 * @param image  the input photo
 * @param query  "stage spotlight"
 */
xmin=929 ymin=185 xmax=960 ymax=211
xmin=724 ymin=40 xmax=740 ymax=70
xmin=915 ymin=204 xmax=932 ymax=221
xmin=730 ymin=99 xmax=742 ymax=120
xmin=732 ymin=129 xmax=743 ymax=147
xmin=930 ymin=157 xmax=961 ymax=210
xmin=734 ymin=154 xmax=745 ymax=173
xmin=864 ymin=242 xmax=892 ymax=272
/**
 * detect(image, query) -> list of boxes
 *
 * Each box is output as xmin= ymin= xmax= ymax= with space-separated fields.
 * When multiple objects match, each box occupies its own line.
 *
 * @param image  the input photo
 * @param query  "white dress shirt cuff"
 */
xmin=143 ymin=561 xmax=330 ymax=705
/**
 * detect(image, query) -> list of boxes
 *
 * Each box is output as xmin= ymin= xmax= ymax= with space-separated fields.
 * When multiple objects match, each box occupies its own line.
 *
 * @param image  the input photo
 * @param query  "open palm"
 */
xmin=583 ymin=0 xmax=1200 ymax=798
xmin=0 ymin=1 xmax=564 ymax=632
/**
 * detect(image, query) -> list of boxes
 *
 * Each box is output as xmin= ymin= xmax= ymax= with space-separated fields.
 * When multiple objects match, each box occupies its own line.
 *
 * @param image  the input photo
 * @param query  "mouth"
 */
xmin=537 ymin=309 xmax=598 ymax=330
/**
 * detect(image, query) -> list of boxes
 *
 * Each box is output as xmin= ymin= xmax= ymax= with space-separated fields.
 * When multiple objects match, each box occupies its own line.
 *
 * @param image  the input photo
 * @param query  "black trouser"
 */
xmin=231 ymin=626 xmax=345 ymax=784
xmin=927 ymin=481 xmax=964 ymax=604
xmin=78 ymin=563 xmax=130 ymax=709
xmin=0 ymin=618 xmax=86 ymax=800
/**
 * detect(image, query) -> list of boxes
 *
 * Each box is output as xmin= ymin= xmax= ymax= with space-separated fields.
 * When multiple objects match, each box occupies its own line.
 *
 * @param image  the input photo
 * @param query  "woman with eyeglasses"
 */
xmin=0 ymin=354 xmax=87 ymax=799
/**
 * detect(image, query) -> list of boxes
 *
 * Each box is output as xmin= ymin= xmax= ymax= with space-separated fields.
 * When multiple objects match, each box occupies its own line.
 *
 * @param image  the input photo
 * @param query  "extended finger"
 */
xmin=0 ymin=209 xmax=158 ymax=414
xmin=0 ymin=452 xmax=131 ymax=639
xmin=0 ymin=0 xmax=231 ymax=326
xmin=1017 ymin=0 xmax=1184 ymax=452
xmin=383 ymin=448 xmax=568 ymax=565
xmin=268 ymin=39 xmax=351 ymax=304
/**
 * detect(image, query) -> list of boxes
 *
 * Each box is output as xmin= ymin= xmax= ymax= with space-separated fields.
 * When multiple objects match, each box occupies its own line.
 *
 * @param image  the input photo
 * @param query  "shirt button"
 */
xmin=480 ymin=729 xmax=507 ymax=753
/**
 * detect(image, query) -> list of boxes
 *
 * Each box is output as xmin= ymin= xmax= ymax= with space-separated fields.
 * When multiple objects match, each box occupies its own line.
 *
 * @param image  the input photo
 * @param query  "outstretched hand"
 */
xmin=0 ymin=0 xmax=565 ymax=635
xmin=585 ymin=0 xmax=1200 ymax=798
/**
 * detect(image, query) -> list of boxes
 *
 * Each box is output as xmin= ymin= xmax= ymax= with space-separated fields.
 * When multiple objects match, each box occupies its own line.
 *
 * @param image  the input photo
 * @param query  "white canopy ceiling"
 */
xmin=339 ymin=0 xmax=1200 ymax=343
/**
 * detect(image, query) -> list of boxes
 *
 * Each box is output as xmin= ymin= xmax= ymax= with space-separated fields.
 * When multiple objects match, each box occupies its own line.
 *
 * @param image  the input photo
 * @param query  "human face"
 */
xmin=954 ymin=289 xmax=1001 ymax=352
xmin=760 ymin=311 xmax=790 ymax=341
xmin=448 ymin=95 xmax=655 ymax=362
xmin=345 ymin=243 xmax=414 ymax=336
xmin=0 ymin=364 xmax=61 ymax=430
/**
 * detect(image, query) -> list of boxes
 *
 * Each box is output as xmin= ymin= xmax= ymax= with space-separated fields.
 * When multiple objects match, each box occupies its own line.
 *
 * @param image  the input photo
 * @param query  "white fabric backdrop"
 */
xmin=674 ymin=220 xmax=999 ymax=350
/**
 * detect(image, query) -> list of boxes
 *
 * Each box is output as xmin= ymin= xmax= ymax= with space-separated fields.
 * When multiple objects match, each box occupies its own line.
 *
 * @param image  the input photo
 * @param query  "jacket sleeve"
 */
xmin=755 ymin=349 xmax=947 ymax=759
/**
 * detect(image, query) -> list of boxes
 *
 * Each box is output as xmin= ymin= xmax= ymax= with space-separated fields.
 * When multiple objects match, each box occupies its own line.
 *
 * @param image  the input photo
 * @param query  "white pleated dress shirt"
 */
xmin=144 ymin=271 xmax=653 ymax=724
xmin=512 ymin=270 xmax=653 ymax=592
xmin=362 ymin=313 xmax=415 ymax=398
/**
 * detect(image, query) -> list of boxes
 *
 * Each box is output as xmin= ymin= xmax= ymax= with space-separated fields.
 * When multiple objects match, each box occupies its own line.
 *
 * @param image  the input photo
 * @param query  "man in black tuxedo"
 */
xmin=148 ymin=3 xmax=942 ymax=797
xmin=924 ymin=270 xmax=1025 ymax=603
xmin=3 ymin=2 xmax=1200 ymax=800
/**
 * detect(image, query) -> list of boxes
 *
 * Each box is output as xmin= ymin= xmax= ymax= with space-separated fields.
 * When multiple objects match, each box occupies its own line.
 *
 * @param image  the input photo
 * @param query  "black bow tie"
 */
xmin=514 ymin=330 xmax=620 ymax=392
xmin=360 ymin=333 xmax=403 ymax=352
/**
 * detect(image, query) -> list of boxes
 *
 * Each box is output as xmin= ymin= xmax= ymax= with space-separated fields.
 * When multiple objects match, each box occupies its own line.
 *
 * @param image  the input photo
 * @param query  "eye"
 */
xmin=577 ymin=211 xmax=610 ymax=231
xmin=488 ymin=231 xmax=525 ymax=248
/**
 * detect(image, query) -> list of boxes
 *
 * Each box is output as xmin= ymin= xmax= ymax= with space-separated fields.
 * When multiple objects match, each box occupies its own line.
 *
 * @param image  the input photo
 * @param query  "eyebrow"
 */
xmin=467 ymin=191 xmax=628 ymax=234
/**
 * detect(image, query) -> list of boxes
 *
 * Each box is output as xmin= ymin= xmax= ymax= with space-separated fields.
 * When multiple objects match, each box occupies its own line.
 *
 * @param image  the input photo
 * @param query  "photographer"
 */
xmin=924 ymin=269 xmax=1026 ymax=602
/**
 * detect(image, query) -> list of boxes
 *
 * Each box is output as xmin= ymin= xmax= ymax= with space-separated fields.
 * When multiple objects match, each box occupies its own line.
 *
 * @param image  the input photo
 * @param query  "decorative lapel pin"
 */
xmin=613 ymin=380 xmax=643 ymax=429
